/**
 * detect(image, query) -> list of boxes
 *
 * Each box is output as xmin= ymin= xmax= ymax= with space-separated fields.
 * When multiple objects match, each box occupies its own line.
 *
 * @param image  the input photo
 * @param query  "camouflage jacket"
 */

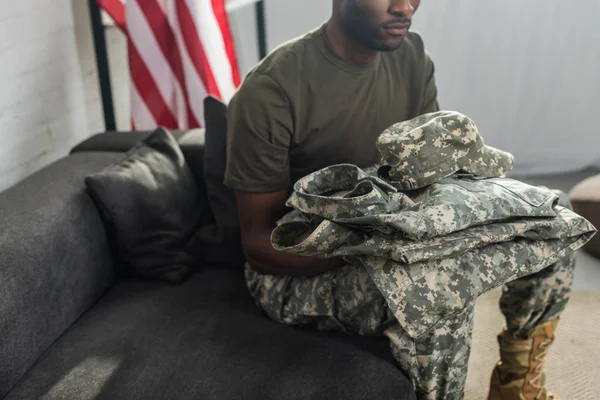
xmin=270 ymin=112 xmax=596 ymax=337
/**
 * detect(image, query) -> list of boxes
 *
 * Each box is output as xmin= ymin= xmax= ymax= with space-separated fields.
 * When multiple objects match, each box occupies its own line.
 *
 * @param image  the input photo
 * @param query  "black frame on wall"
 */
xmin=88 ymin=0 xmax=268 ymax=131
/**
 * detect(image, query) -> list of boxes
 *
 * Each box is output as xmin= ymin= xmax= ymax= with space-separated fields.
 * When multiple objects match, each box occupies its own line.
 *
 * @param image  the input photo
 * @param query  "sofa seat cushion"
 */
xmin=5 ymin=267 xmax=415 ymax=400
xmin=569 ymin=173 xmax=600 ymax=259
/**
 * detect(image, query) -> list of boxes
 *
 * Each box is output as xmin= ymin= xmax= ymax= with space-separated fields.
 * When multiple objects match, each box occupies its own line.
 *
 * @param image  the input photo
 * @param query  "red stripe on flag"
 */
xmin=95 ymin=0 xmax=127 ymax=33
xmin=175 ymin=1 xmax=222 ymax=99
xmin=210 ymin=0 xmax=241 ymax=87
xmin=128 ymin=39 xmax=178 ymax=128
xmin=137 ymin=1 xmax=199 ymax=128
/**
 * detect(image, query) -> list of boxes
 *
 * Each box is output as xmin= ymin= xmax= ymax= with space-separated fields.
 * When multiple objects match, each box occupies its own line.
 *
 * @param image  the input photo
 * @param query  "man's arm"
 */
xmin=225 ymin=72 xmax=343 ymax=275
xmin=235 ymin=190 xmax=346 ymax=276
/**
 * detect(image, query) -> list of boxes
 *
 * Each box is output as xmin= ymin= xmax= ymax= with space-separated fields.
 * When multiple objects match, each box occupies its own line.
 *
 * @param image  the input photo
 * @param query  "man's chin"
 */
xmin=351 ymin=30 xmax=406 ymax=52
xmin=374 ymin=37 xmax=405 ymax=52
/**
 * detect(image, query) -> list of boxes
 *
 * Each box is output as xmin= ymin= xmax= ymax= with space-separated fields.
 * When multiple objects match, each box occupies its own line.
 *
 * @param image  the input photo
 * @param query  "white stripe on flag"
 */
xmin=163 ymin=0 xmax=207 ymax=125
xmin=127 ymin=0 xmax=184 ymax=124
xmin=131 ymin=77 xmax=157 ymax=130
xmin=185 ymin=0 xmax=237 ymax=103
xmin=154 ymin=0 xmax=188 ymax=128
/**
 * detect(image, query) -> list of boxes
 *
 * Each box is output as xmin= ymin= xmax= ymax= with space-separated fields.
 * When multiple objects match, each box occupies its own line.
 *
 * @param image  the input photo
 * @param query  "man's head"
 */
xmin=333 ymin=0 xmax=421 ymax=52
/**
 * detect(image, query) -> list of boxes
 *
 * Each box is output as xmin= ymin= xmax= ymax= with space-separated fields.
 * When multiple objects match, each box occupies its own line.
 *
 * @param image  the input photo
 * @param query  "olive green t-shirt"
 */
xmin=224 ymin=24 xmax=440 ymax=193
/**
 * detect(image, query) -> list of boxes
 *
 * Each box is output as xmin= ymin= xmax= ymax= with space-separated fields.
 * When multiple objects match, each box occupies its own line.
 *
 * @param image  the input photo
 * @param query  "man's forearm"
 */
xmin=245 ymin=233 xmax=346 ymax=277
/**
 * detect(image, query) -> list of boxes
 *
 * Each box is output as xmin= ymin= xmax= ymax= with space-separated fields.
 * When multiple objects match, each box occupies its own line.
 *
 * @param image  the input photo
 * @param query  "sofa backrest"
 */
xmin=0 ymin=151 xmax=123 ymax=397
xmin=70 ymin=129 xmax=206 ymax=191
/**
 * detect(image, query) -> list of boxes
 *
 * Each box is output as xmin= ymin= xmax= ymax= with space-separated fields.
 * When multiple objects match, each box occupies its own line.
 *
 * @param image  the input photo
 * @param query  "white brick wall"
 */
xmin=0 ymin=0 xmax=127 ymax=192
xmin=0 ymin=0 xmax=331 ymax=192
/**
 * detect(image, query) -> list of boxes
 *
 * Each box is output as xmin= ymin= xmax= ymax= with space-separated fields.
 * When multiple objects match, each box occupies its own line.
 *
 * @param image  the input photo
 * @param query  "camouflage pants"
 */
xmin=244 ymin=250 xmax=575 ymax=400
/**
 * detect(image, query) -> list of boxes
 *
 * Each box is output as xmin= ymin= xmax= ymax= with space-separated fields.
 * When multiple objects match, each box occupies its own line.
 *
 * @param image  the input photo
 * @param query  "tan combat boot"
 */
xmin=487 ymin=319 xmax=560 ymax=400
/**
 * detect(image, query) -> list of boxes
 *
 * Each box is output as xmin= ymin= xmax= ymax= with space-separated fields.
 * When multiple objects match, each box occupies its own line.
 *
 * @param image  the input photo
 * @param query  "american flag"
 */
xmin=95 ymin=0 xmax=241 ymax=129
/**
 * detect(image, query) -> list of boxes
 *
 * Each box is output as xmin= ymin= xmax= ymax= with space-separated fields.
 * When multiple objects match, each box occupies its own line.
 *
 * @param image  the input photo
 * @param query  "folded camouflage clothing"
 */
xmin=271 ymin=111 xmax=597 ymax=338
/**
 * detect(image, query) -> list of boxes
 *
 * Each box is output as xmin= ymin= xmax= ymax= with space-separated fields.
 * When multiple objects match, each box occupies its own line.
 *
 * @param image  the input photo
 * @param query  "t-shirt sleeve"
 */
xmin=420 ymin=49 xmax=440 ymax=114
xmin=224 ymin=72 xmax=293 ymax=193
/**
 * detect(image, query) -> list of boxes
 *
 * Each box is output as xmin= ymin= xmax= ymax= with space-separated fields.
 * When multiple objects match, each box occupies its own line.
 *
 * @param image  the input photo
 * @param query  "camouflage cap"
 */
xmin=376 ymin=111 xmax=515 ymax=190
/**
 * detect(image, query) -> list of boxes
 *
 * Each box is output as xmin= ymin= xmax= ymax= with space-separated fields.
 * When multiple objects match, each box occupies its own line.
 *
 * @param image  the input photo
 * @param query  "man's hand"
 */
xmin=235 ymin=190 xmax=346 ymax=276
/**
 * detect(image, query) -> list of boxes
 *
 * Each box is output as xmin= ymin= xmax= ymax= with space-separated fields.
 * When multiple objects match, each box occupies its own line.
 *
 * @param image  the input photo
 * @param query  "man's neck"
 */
xmin=325 ymin=19 xmax=378 ymax=66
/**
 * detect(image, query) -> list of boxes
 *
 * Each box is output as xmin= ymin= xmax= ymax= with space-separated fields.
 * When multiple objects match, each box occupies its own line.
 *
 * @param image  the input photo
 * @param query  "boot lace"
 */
xmin=529 ymin=339 xmax=556 ymax=400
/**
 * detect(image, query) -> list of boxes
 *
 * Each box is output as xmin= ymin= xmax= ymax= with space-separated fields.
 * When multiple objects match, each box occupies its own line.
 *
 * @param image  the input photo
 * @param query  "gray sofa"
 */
xmin=0 ymin=129 xmax=416 ymax=400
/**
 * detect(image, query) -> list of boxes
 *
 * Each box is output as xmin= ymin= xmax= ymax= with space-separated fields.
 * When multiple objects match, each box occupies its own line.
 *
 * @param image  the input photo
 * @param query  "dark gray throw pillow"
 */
xmin=84 ymin=127 xmax=203 ymax=284
xmin=191 ymin=96 xmax=245 ymax=267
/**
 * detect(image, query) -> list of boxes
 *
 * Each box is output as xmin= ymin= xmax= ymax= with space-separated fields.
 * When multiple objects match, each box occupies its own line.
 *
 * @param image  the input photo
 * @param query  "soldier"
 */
xmin=224 ymin=1 xmax=571 ymax=399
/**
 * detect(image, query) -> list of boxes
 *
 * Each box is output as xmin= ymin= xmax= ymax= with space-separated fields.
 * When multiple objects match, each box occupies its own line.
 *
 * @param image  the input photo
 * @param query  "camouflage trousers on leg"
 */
xmin=500 ymin=251 xmax=575 ymax=337
xmin=245 ymin=248 xmax=575 ymax=400
xmin=499 ymin=189 xmax=576 ymax=337
xmin=245 ymin=262 xmax=474 ymax=400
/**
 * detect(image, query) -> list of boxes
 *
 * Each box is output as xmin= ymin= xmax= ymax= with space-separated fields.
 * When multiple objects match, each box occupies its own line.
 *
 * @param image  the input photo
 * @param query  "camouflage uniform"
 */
xmin=244 ymin=111 xmax=597 ymax=400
